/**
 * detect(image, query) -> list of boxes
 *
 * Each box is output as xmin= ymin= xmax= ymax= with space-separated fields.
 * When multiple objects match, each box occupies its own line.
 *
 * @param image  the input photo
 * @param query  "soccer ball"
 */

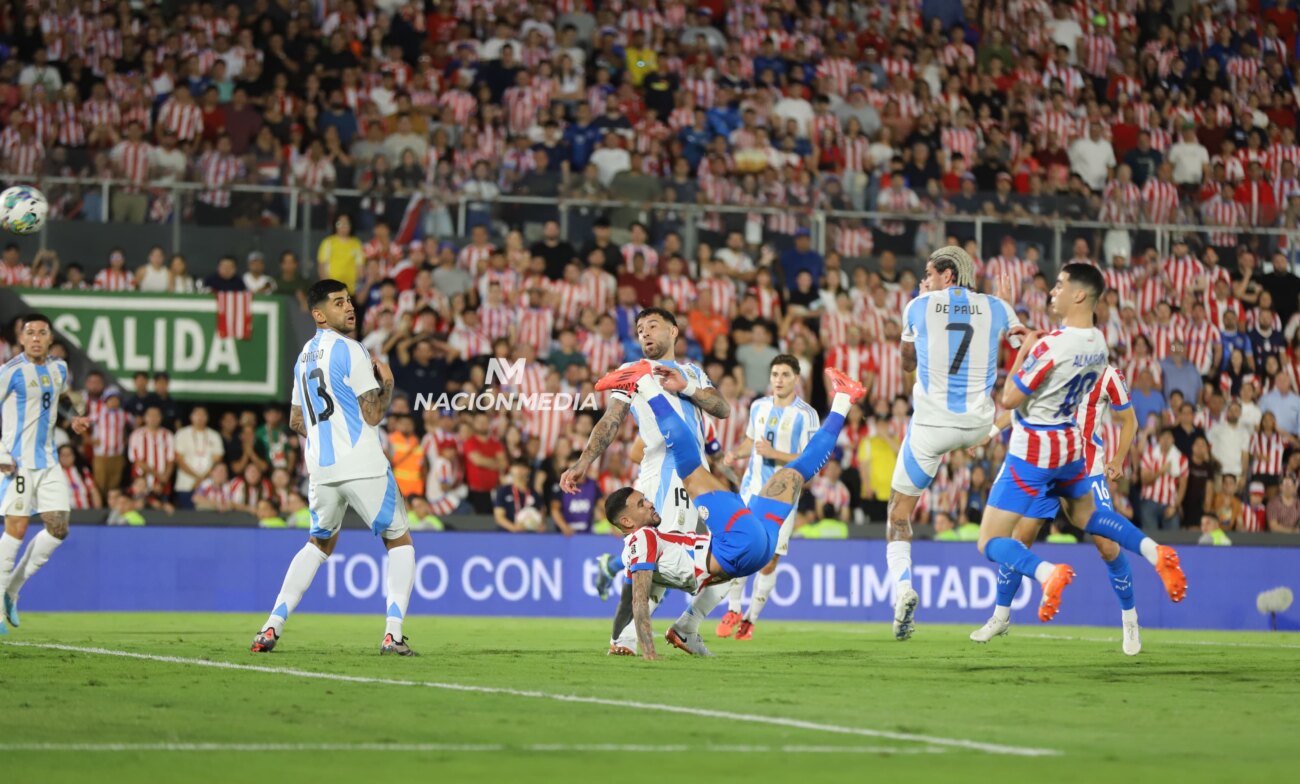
xmin=516 ymin=507 xmax=544 ymax=532
xmin=0 ymin=185 xmax=48 ymax=235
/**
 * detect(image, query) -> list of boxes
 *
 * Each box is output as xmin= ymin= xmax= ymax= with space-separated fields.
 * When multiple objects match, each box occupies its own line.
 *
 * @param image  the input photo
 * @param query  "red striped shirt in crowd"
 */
xmin=1250 ymin=430 xmax=1286 ymax=476
xmin=524 ymin=406 xmax=574 ymax=458
xmin=197 ymin=151 xmax=245 ymax=207
xmin=1140 ymin=443 xmax=1187 ymax=505
xmin=93 ymin=268 xmax=134 ymax=291
xmin=110 ymin=139 xmax=153 ymax=192
xmin=65 ymin=465 xmax=97 ymax=509
xmin=129 ymin=427 xmax=175 ymax=478
xmin=517 ymin=306 xmax=555 ymax=358
xmin=478 ymin=303 xmax=517 ymax=343
xmin=580 ymin=268 xmax=617 ymax=313
xmin=1141 ymin=179 xmax=1180 ymax=224
xmin=157 ymin=98 xmax=204 ymax=142
xmin=868 ymin=342 xmax=904 ymax=404
xmin=1184 ymin=319 xmax=1222 ymax=375
xmin=92 ymin=407 xmax=128 ymax=457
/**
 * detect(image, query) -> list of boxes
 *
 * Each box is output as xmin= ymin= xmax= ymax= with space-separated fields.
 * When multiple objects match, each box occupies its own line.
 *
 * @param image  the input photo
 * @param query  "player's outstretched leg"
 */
xmin=971 ymin=564 xmax=1019 ymax=642
xmin=597 ymin=361 xmax=715 ymax=488
xmin=717 ymin=578 xmax=746 ymax=637
xmin=1085 ymin=508 xmax=1186 ymax=603
xmin=980 ymin=530 xmax=1075 ymax=623
xmin=252 ymin=542 xmax=330 ymax=652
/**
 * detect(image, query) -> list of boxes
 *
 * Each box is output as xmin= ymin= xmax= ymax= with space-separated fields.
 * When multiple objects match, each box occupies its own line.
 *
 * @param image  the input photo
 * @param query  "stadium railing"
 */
xmin=7 ymin=173 xmax=1294 ymax=272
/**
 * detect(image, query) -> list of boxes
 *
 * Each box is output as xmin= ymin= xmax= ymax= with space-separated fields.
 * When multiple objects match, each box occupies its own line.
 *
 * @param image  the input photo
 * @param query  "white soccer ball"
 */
xmin=0 ymin=185 xmax=48 ymax=235
xmin=516 ymin=506 xmax=544 ymax=532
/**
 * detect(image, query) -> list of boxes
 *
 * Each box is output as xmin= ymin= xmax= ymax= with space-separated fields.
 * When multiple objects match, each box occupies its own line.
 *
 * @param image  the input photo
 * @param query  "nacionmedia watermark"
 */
xmin=414 ymin=358 xmax=601 ymax=412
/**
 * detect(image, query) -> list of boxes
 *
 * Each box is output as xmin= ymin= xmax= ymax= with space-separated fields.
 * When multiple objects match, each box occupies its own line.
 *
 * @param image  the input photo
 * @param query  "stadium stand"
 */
xmin=2 ymin=0 xmax=1300 ymax=540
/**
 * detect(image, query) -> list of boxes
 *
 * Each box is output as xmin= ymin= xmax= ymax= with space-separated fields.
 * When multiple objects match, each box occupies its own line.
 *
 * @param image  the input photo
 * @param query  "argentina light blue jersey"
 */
xmin=292 ymin=328 xmax=390 ymax=484
xmin=0 ymin=354 xmax=69 ymax=470
xmin=610 ymin=359 xmax=711 ymax=517
xmin=901 ymin=286 xmax=1021 ymax=430
xmin=739 ymin=395 xmax=819 ymax=503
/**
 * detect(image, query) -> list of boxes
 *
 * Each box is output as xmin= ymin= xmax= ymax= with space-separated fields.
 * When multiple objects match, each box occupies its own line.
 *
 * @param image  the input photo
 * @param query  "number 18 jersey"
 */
xmin=901 ymin=287 xmax=1020 ymax=429
xmin=1009 ymin=326 xmax=1110 ymax=469
xmin=292 ymin=328 xmax=389 ymax=484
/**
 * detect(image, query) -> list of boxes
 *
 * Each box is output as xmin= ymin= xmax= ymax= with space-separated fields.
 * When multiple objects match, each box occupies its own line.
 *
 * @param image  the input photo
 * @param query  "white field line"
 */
xmin=0 ymin=742 xmax=947 ymax=755
xmin=1023 ymin=633 xmax=1300 ymax=650
xmin=1 ymin=641 xmax=1059 ymax=758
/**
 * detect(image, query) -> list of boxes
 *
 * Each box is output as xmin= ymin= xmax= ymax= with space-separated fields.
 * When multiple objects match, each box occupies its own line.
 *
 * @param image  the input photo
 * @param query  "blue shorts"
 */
xmin=696 ymin=491 xmax=780 ymax=578
xmin=988 ymin=456 xmax=1091 ymax=518
xmin=1024 ymin=472 xmax=1113 ymax=520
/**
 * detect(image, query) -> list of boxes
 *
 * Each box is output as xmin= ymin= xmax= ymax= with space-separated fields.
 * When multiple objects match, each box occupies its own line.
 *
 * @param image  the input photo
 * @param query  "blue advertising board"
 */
xmin=17 ymin=528 xmax=1300 ymax=631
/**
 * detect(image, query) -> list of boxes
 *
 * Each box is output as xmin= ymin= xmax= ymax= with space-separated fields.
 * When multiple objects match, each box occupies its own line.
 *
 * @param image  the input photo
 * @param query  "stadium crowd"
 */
xmin=3 ymin=0 xmax=1300 ymax=538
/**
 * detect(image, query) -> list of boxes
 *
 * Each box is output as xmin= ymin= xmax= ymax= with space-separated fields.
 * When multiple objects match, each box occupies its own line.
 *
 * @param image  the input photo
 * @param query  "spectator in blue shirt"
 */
xmin=679 ymin=110 xmax=711 ymax=170
xmin=778 ymin=229 xmax=824 ymax=293
xmin=1160 ymin=340 xmax=1204 ymax=408
xmin=1249 ymin=308 xmax=1287 ymax=369
xmin=752 ymin=39 xmax=787 ymax=81
xmin=319 ymin=91 xmax=359 ymax=147
xmin=1219 ymin=308 xmax=1253 ymax=372
xmin=1260 ymin=371 xmax=1300 ymax=437
xmin=706 ymin=87 xmax=741 ymax=139
xmin=1130 ymin=368 xmax=1167 ymax=431
xmin=563 ymin=104 xmax=603 ymax=170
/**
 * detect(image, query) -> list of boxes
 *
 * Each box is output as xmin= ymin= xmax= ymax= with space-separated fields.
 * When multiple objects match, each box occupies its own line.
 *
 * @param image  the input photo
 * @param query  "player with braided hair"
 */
xmin=885 ymin=246 xmax=1027 ymax=641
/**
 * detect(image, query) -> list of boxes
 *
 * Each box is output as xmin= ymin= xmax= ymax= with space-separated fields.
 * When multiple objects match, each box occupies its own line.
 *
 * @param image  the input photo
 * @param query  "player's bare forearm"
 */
xmin=901 ymin=342 xmax=917 ymax=373
xmin=289 ymin=405 xmax=307 ymax=437
xmin=631 ymin=570 xmax=657 ymax=660
xmin=688 ymin=386 xmax=731 ymax=419
xmin=358 ymin=382 xmax=394 ymax=426
xmin=576 ymin=397 xmax=629 ymax=466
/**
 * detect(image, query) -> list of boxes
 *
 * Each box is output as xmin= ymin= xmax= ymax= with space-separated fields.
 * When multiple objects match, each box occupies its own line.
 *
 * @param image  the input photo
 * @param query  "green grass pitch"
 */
xmin=1 ymin=613 xmax=1297 ymax=783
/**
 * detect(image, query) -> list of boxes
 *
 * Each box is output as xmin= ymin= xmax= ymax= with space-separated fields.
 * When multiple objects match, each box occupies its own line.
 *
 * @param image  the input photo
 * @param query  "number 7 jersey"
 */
xmin=292 ymin=328 xmax=389 ymax=484
xmin=901 ymin=287 xmax=1021 ymax=429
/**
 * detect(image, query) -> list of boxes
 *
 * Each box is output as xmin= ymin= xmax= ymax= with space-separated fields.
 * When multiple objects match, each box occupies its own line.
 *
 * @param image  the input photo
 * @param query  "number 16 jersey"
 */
xmin=1008 ymin=326 xmax=1110 ymax=469
xmin=901 ymin=287 xmax=1020 ymax=430
xmin=292 ymin=328 xmax=389 ymax=484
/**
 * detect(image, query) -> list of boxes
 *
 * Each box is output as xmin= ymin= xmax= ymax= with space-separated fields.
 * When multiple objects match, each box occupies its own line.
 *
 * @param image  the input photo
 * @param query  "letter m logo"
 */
xmin=485 ymin=358 xmax=526 ymax=386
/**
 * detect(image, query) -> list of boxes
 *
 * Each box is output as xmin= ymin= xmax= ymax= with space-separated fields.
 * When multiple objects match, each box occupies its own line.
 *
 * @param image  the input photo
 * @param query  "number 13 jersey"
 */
xmin=1008 ymin=326 xmax=1110 ymax=469
xmin=292 ymin=328 xmax=389 ymax=484
xmin=901 ymin=287 xmax=1021 ymax=430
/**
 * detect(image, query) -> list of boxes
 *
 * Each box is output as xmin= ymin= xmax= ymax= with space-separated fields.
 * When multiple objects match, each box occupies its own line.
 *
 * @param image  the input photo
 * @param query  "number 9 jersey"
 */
xmin=901 ymin=287 xmax=1020 ymax=430
xmin=292 ymin=329 xmax=389 ymax=484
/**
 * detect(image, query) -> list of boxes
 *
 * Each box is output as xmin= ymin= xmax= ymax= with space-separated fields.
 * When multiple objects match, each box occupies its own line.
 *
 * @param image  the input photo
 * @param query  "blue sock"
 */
xmin=996 ymin=564 xmax=1022 ymax=607
xmin=607 ymin=555 xmax=624 ymax=577
xmin=645 ymin=394 xmax=702 ymax=476
xmin=1105 ymin=552 xmax=1136 ymax=611
xmin=1085 ymin=509 xmax=1148 ymax=557
xmin=985 ymin=537 xmax=1046 ymax=581
xmin=786 ymin=410 xmax=845 ymax=481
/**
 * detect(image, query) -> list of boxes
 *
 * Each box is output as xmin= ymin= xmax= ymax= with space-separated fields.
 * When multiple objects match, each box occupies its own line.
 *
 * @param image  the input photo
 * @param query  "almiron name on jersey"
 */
xmin=414 ymin=391 xmax=602 ymax=412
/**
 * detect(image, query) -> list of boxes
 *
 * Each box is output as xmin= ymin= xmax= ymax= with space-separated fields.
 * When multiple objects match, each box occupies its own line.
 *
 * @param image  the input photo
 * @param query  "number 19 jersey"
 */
xmin=0 ymin=354 xmax=69 ymax=470
xmin=292 ymin=328 xmax=389 ymax=484
xmin=901 ymin=287 xmax=1020 ymax=429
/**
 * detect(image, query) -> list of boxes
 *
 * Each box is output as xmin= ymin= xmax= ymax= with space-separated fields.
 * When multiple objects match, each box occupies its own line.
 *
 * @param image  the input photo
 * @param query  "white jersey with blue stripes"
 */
xmin=901 ymin=286 xmax=1021 ymax=430
xmin=740 ymin=395 xmax=819 ymax=503
xmin=291 ymin=328 xmax=389 ymax=484
xmin=610 ymin=358 xmax=712 ymax=514
xmin=0 ymin=354 xmax=69 ymax=470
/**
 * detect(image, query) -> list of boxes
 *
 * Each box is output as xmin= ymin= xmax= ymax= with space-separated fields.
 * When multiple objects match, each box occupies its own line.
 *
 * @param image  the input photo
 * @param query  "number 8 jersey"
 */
xmin=1009 ymin=327 xmax=1110 ymax=469
xmin=292 ymin=328 xmax=389 ymax=484
xmin=901 ymin=287 xmax=1021 ymax=429
xmin=0 ymin=354 xmax=68 ymax=469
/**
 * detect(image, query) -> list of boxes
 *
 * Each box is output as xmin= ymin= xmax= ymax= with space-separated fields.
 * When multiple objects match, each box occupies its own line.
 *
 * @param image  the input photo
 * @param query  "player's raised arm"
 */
xmin=560 ymin=395 xmax=630 ymax=493
xmin=358 ymin=356 xmax=394 ymax=427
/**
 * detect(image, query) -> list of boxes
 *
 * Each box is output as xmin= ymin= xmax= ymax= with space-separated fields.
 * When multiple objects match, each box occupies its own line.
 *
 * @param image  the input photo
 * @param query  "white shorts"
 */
xmin=0 ymin=466 xmax=70 ymax=517
xmin=309 ymin=469 xmax=409 ymax=541
xmin=891 ymin=423 xmax=989 ymax=496
xmin=637 ymin=473 xmax=700 ymax=534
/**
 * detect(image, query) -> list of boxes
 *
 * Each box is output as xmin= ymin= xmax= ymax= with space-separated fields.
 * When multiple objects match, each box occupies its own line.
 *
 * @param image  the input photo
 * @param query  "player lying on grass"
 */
xmin=596 ymin=361 xmax=866 ymax=660
xmin=0 ymin=314 xmax=92 ymax=634
xmin=977 ymin=263 xmax=1186 ymax=623
xmin=971 ymin=360 xmax=1143 ymax=654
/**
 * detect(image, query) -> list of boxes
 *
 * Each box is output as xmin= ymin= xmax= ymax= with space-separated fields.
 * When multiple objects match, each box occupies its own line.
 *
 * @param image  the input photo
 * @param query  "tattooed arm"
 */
xmin=289 ymin=405 xmax=307 ymax=437
xmin=653 ymin=366 xmax=731 ymax=419
xmin=631 ymin=568 xmax=658 ymax=661
xmin=559 ymin=396 xmax=630 ymax=492
xmin=360 ymin=361 xmax=395 ymax=426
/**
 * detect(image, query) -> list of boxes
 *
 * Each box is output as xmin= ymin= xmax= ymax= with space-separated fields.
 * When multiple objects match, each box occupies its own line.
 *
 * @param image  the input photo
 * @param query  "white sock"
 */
xmin=745 ymin=569 xmax=778 ymax=623
xmin=726 ymin=577 xmax=746 ymax=613
xmin=1122 ymin=607 xmax=1138 ymax=624
xmin=0 ymin=533 xmax=21 ymax=595
xmin=677 ymin=581 xmax=732 ymax=634
xmin=992 ymin=605 xmax=1011 ymax=622
xmin=264 ymin=544 xmax=329 ymax=634
xmin=886 ymin=541 xmax=913 ymax=593
xmin=1033 ymin=561 xmax=1057 ymax=584
xmin=635 ymin=372 xmax=665 ymax=398
xmin=1139 ymin=538 xmax=1159 ymax=566
xmin=6 ymin=530 xmax=62 ymax=597
xmin=831 ymin=392 xmax=852 ymax=417
xmin=384 ymin=544 xmax=416 ymax=638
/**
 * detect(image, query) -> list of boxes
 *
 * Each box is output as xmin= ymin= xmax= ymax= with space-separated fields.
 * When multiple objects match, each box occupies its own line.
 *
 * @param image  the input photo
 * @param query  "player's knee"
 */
xmin=5 ymin=518 xmax=30 ymax=538
xmin=310 ymin=535 xmax=338 ymax=555
xmin=1094 ymin=536 xmax=1120 ymax=561
xmin=1013 ymin=526 xmax=1036 ymax=547
xmin=760 ymin=556 xmax=779 ymax=575
xmin=886 ymin=518 xmax=912 ymax=541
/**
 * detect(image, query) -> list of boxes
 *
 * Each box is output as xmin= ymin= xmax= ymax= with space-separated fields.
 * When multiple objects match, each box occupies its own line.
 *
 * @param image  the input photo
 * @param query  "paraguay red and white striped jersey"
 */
xmin=1250 ymin=430 xmax=1286 ymax=476
xmin=940 ymin=127 xmax=979 ymax=171
xmin=128 ymin=427 xmax=175 ymax=475
xmin=92 ymin=407 xmax=128 ymax=457
xmin=1141 ymin=179 xmax=1180 ymax=224
xmin=809 ymin=475 xmax=851 ymax=513
xmin=621 ymin=242 xmax=659 ymax=274
xmin=478 ymin=304 xmax=517 ymax=343
xmin=54 ymin=100 xmax=85 ymax=147
xmin=1009 ymin=328 xmax=1109 ymax=468
xmin=1078 ymin=365 xmax=1133 ymax=473
xmin=984 ymin=255 xmax=1039 ymax=305
xmin=815 ymin=57 xmax=856 ymax=96
xmin=834 ymin=225 xmax=874 ymax=258
xmin=110 ymin=140 xmax=153 ymax=190
xmin=1241 ymin=503 xmax=1268 ymax=533
xmin=523 ymin=406 xmax=574 ymax=458
xmin=751 ymin=286 xmax=782 ymax=321
xmin=697 ymin=278 xmax=737 ymax=319
xmin=867 ymin=342 xmax=903 ymax=404
xmin=621 ymin=525 xmax=709 ymax=592
xmin=197 ymin=152 xmax=245 ymax=207
xmin=457 ymin=243 xmax=496 ymax=277
xmin=825 ymin=343 xmax=876 ymax=386
xmin=65 ymin=465 xmax=96 ymax=509
xmin=517 ymin=307 xmax=555 ymax=358
xmin=228 ymin=477 xmax=272 ymax=509
xmin=1140 ymin=444 xmax=1187 ymax=505
xmin=0 ymin=263 xmax=31 ymax=287
xmin=1184 ymin=319 xmax=1222 ymax=375
xmin=579 ymin=268 xmax=616 ymax=313
xmin=447 ymin=321 xmax=492 ymax=360
xmin=1163 ymin=255 xmax=1204 ymax=302
xmin=549 ymin=281 xmax=589 ymax=326
xmin=5 ymin=140 xmax=43 ymax=178
xmin=1102 ymin=267 xmax=1138 ymax=307
xmin=93 ymin=268 xmax=134 ymax=291
xmin=440 ymin=90 xmax=477 ymax=125
xmin=657 ymin=274 xmax=697 ymax=310
xmin=1078 ymin=33 xmax=1116 ymax=77
xmin=1142 ymin=321 xmax=1186 ymax=361
xmin=157 ymin=99 xmax=203 ymax=142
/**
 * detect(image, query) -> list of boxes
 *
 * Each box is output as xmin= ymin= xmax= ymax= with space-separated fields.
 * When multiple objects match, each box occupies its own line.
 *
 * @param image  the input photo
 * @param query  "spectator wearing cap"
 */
xmin=243 ymin=252 xmax=274 ymax=295
xmin=1159 ymin=339 xmax=1203 ymax=407
xmin=1242 ymin=482 xmax=1269 ymax=533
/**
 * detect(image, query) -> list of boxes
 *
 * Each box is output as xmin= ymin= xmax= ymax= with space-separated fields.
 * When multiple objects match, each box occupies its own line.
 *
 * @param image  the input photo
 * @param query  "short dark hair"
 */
xmin=153 ymin=371 xmax=170 ymax=381
xmin=308 ymin=279 xmax=349 ymax=310
xmin=509 ymin=459 xmax=530 ymax=471
xmin=22 ymin=312 xmax=50 ymax=329
xmin=1061 ymin=262 xmax=1104 ymax=303
xmin=635 ymin=307 xmax=678 ymax=328
xmin=605 ymin=487 xmax=635 ymax=524
xmin=770 ymin=353 xmax=800 ymax=375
